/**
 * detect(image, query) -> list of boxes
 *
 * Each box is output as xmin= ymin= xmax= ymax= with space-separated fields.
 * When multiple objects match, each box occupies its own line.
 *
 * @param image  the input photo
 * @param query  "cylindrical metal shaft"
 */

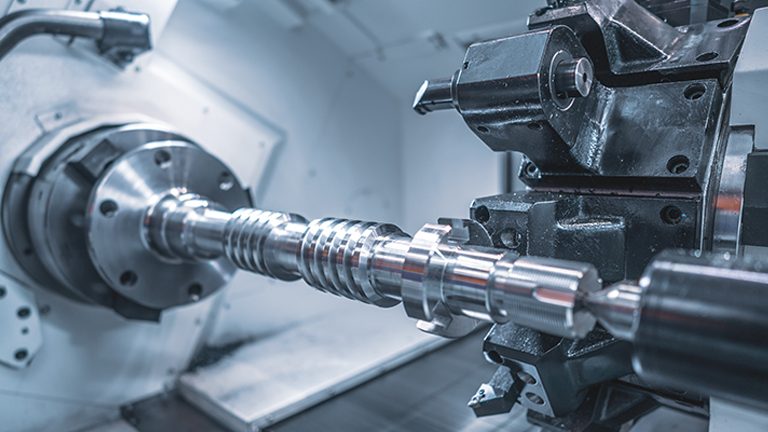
xmin=553 ymin=57 xmax=593 ymax=98
xmin=146 ymin=197 xmax=601 ymax=338
xmin=412 ymin=75 xmax=455 ymax=115
xmin=634 ymin=251 xmax=768 ymax=410
xmin=584 ymin=250 xmax=768 ymax=410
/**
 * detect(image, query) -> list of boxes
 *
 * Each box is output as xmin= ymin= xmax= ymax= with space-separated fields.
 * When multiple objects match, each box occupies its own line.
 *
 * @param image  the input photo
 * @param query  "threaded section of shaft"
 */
xmin=222 ymin=208 xmax=307 ymax=281
xmin=298 ymin=218 xmax=408 ymax=307
xmin=221 ymin=210 xmax=408 ymax=307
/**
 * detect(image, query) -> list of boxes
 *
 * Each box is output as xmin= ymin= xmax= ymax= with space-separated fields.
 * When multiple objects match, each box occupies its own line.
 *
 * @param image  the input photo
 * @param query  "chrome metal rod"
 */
xmin=146 ymin=197 xmax=601 ymax=338
xmin=413 ymin=75 xmax=455 ymax=115
xmin=0 ymin=9 xmax=150 ymax=64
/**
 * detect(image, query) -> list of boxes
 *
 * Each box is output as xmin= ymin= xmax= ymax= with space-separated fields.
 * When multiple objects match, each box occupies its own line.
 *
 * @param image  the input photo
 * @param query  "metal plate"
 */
xmin=87 ymin=141 xmax=251 ymax=310
xmin=0 ymin=272 xmax=42 ymax=369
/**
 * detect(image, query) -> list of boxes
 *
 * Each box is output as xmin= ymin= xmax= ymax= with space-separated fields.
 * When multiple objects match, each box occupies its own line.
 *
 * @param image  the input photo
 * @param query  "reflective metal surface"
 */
xmin=0 ymin=9 xmax=150 ymax=66
xmin=4 ymin=122 xmax=196 ymax=312
xmin=712 ymin=127 xmax=753 ymax=252
xmin=88 ymin=141 xmax=251 ymax=310
xmin=150 ymin=202 xmax=602 ymax=339
xmin=553 ymin=57 xmax=593 ymax=98
xmin=584 ymin=282 xmax=641 ymax=341
xmin=631 ymin=250 xmax=768 ymax=411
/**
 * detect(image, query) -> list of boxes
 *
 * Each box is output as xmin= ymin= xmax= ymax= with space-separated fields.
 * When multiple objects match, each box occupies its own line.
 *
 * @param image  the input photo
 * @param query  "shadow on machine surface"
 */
xmin=121 ymin=329 xmax=707 ymax=432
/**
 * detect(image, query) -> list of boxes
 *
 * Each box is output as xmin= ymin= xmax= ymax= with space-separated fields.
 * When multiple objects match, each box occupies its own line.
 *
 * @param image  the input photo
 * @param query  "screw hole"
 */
xmin=661 ymin=206 xmax=684 ymax=225
xmin=14 ymin=349 xmax=28 ymax=361
xmin=477 ymin=125 xmax=489 ymax=133
xmin=99 ymin=200 xmax=118 ymax=217
xmin=218 ymin=172 xmax=235 ymax=191
xmin=667 ymin=155 xmax=690 ymax=174
xmin=188 ymin=283 xmax=203 ymax=301
xmin=120 ymin=271 xmax=138 ymax=287
xmin=475 ymin=206 xmax=491 ymax=224
xmin=0 ymin=286 xmax=5 ymax=299
xmin=518 ymin=371 xmax=537 ymax=385
xmin=684 ymin=83 xmax=706 ymax=100
xmin=696 ymin=52 xmax=718 ymax=62
xmin=525 ymin=162 xmax=539 ymax=177
xmin=718 ymin=19 xmax=739 ymax=28
xmin=500 ymin=228 xmax=522 ymax=249
xmin=154 ymin=150 xmax=172 ymax=168
xmin=527 ymin=122 xmax=542 ymax=131
xmin=21 ymin=327 xmax=29 ymax=335
xmin=526 ymin=392 xmax=545 ymax=405
xmin=486 ymin=350 xmax=503 ymax=364
xmin=17 ymin=307 xmax=30 ymax=319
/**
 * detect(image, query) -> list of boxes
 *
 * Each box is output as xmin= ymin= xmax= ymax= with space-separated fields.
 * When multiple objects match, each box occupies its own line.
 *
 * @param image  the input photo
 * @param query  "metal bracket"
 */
xmin=0 ymin=272 xmax=42 ymax=369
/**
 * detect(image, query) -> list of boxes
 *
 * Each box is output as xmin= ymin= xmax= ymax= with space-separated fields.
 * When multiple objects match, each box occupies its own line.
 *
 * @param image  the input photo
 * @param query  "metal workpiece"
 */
xmin=0 ymin=9 xmax=150 ymax=66
xmin=582 ymin=283 xmax=641 ymax=342
xmin=151 ymin=203 xmax=602 ymax=338
xmin=487 ymin=255 xmax=600 ymax=338
xmin=629 ymin=250 xmax=768 ymax=410
xmin=2 ymin=118 xmax=601 ymax=330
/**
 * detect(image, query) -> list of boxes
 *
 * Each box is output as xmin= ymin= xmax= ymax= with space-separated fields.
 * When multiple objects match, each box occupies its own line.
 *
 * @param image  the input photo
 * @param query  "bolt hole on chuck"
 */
xmin=14 ymin=349 xmax=27 ymax=361
xmin=120 ymin=270 xmax=138 ymax=287
xmin=99 ymin=200 xmax=118 ymax=217
xmin=188 ymin=283 xmax=203 ymax=301
xmin=218 ymin=172 xmax=234 ymax=191
xmin=154 ymin=150 xmax=172 ymax=168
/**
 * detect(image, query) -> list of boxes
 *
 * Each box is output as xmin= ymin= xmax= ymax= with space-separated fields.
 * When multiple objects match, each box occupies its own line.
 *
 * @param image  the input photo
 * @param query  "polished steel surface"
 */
xmin=152 ymin=202 xmax=602 ymax=338
xmin=584 ymin=282 xmax=641 ymax=341
xmin=712 ymin=127 xmax=753 ymax=253
xmin=553 ymin=57 xmax=593 ymax=99
xmin=0 ymin=9 xmax=150 ymax=64
xmin=87 ymin=141 xmax=251 ymax=310
xmin=412 ymin=76 xmax=454 ymax=115
xmin=631 ymin=250 xmax=768 ymax=411
xmin=7 ymin=122 xmax=196 ymax=307
xmin=491 ymin=255 xmax=599 ymax=339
